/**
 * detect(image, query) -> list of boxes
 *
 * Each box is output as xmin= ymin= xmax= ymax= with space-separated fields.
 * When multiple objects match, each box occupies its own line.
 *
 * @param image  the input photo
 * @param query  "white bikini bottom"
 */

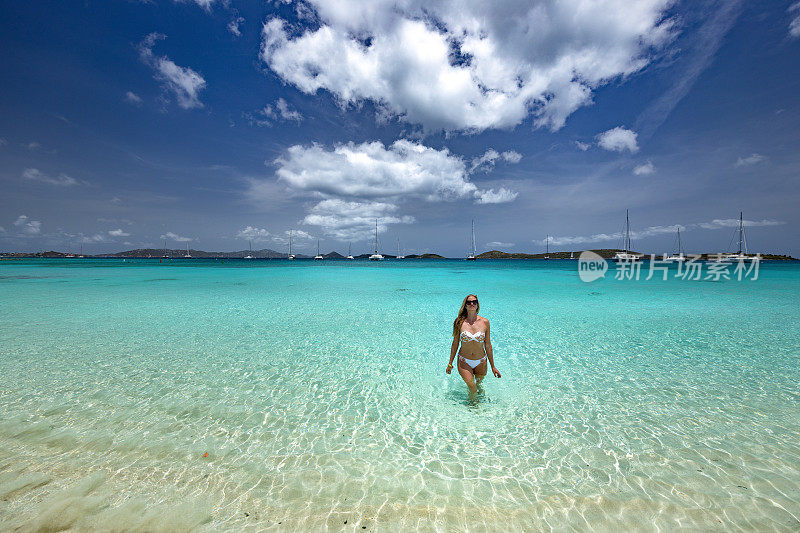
xmin=459 ymin=355 xmax=486 ymax=369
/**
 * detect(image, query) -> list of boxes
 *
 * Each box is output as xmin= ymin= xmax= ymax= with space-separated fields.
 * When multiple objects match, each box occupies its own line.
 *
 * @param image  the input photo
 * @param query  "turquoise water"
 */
xmin=0 ymin=258 xmax=798 ymax=531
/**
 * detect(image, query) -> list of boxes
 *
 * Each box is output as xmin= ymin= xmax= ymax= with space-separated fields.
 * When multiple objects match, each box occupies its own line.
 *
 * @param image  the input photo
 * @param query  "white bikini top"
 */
xmin=460 ymin=329 xmax=485 ymax=343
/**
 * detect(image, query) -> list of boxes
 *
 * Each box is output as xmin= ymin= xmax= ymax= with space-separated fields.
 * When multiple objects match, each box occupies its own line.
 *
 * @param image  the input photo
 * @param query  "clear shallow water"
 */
xmin=0 ymin=258 xmax=798 ymax=531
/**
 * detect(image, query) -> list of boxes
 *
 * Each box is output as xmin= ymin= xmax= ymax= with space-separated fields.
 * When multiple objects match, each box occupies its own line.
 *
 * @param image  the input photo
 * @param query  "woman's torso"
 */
xmin=459 ymin=317 xmax=487 ymax=359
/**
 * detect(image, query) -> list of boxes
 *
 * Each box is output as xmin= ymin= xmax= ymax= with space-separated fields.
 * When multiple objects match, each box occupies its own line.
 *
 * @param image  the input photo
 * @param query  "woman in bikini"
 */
xmin=446 ymin=294 xmax=501 ymax=393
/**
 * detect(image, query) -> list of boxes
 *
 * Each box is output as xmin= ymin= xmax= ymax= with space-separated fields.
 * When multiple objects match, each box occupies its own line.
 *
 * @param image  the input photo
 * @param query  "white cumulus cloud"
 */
xmin=633 ymin=161 xmax=656 ymax=175
xmin=14 ymin=215 xmax=42 ymax=235
xmin=545 ymin=224 xmax=682 ymax=246
xmin=546 ymin=217 xmax=785 ymax=247
xmin=470 ymin=149 xmax=522 ymax=172
xmin=697 ymin=218 xmax=783 ymax=229
xmin=261 ymin=0 xmax=675 ymax=133
xmin=245 ymin=98 xmax=302 ymax=126
xmin=735 ymin=153 xmax=765 ymax=167
xmin=161 ymin=231 xmax=193 ymax=242
xmin=486 ymin=241 xmax=515 ymax=248
xmin=236 ymin=226 xmax=271 ymax=242
xmin=274 ymin=139 xmax=480 ymax=201
xmin=575 ymin=141 xmax=590 ymax=151
xmin=790 ymin=3 xmax=800 ymax=38
xmin=474 ymin=188 xmax=518 ymax=204
xmin=302 ymin=199 xmax=414 ymax=240
xmin=108 ymin=229 xmax=131 ymax=237
xmin=285 ymin=229 xmax=313 ymax=240
xmin=270 ymin=229 xmax=315 ymax=247
xmin=228 ymin=16 xmax=245 ymax=37
xmin=257 ymin=138 xmax=518 ymax=239
xmin=125 ymin=91 xmax=142 ymax=105
xmin=22 ymin=168 xmax=79 ymax=186
xmin=597 ymin=127 xmax=639 ymax=153
xmin=139 ymin=33 xmax=206 ymax=110
xmin=176 ymin=0 xmax=216 ymax=11
xmin=78 ymin=233 xmax=107 ymax=244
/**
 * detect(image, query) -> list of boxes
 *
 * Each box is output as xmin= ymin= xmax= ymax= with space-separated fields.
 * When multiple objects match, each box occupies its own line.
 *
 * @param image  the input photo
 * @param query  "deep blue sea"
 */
xmin=1 ymin=258 xmax=798 ymax=530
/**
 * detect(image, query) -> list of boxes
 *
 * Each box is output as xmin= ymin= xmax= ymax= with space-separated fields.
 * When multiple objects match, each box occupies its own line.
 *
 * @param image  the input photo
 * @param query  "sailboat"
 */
xmin=612 ymin=210 xmax=641 ymax=262
xmin=244 ymin=240 xmax=253 ymax=259
xmin=717 ymin=212 xmax=755 ymax=261
xmin=664 ymin=228 xmax=686 ymax=262
xmin=314 ymin=239 xmax=324 ymax=260
xmin=369 ymin=219 xmax=384 ymax=260
xmin=570 ymin=251 xmax=574 ymax=260
xmin=184 ymin=243 xmax=192 ymax=258
xmin=346 ymin=243 xmax=354 ymax=260
xmin=396 ymin=238 xmax=405 ymax=259
xmin=544 ymin=235 xmax=550 ymax=260
xmin=288 ymin=230 xmax=296 ymax=260
xmin=466 ymin=220 xmax=477 ymax=260
xmin=162 ymin=240 xmax=168 ymax=258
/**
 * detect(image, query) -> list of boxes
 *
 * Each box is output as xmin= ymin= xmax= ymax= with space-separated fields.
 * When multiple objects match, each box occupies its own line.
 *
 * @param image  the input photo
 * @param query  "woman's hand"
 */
xmin=446 ymin=363 xmax=453 ymax=374
xmin=492 ymin=366 xmax=501 ymax=378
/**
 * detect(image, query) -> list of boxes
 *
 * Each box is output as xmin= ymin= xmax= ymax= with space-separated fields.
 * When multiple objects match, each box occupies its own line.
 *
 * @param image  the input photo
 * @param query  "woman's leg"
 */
xmin=473 ymin=357 xmax=488 ymax=386
xmin=457 ymin=358 xmax=478 ymax=394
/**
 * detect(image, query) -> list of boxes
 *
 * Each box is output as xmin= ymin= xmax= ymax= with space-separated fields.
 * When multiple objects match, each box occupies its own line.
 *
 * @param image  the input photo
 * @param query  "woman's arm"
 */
xmin=446 ymin=336 xmax=458 ymax=373
xmin=484 ymin=320 xmax=501 ymax=378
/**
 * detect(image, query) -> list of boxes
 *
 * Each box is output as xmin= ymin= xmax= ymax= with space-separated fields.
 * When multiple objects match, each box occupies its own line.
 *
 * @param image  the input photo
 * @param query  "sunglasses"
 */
xmin=466 ymin=300 xmax=478 ymax=305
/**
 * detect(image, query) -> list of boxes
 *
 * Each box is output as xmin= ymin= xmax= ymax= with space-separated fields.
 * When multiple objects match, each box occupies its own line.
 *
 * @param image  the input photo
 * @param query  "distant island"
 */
xmin=478 ymin=249 xmax=797 ymax=260
xmin=0 ymin=248 xmax=795 ymax=260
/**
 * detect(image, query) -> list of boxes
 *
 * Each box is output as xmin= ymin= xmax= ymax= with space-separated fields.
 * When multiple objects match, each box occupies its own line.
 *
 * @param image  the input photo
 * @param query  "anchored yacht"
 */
xmin=716 ymin=212 xmax=756 ymax=261
xmin=369 ymin=220 xmax=384 ymax=260
xmin=612 ymin=210 xmax=642 ymax=262
xmin=466 ymin=220 xmax=477 ymax=260
xmin=663 ymin=228 xmax=686 ymax=262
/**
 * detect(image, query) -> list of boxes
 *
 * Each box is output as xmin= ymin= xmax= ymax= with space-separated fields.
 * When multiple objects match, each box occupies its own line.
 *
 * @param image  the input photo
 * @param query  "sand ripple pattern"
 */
xmin=0 ymin=259 xmax=798 ymax=531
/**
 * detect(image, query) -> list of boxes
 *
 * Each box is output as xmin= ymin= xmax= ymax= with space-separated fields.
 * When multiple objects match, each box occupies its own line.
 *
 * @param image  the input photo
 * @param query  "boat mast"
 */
xmin=348 ymin=242 xmax=351 ymax=256
xmin=625 ymin=210 xmax=631 ymax=253
xmin=546 ymin=235 xmax=549 ymax=255
xmin=374 ymin=219 xmax=378 ymax=254
xmin=738 ymin=211 xmax=743 ymax=255
xmin=397 ymin=237 xmax=401 ymax=257
xmin=317 ymin=239 xmax=320 ymax=256
xmin=471 ymin=219 xmax=476 ymax=256
xmin=677 ymin=227 xmax=682 ymax=255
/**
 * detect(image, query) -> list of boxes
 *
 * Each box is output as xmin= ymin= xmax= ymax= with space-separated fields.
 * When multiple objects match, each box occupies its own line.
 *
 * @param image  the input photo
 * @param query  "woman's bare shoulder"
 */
xmin=479 ymin=316 xmax=490 ymax=327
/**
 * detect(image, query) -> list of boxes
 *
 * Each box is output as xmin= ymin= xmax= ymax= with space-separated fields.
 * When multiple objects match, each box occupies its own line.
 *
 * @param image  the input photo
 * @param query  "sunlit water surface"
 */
xmin=0 ymin=258 xmax=798 ymax=531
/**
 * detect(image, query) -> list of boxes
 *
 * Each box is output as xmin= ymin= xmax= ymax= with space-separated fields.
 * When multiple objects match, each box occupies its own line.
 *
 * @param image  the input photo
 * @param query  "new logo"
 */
xmin=578 ymin=251 xmax=608 ymax=282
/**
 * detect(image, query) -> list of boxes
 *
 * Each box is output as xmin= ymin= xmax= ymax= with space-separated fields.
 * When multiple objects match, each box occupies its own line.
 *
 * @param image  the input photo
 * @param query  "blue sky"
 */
xmin=1 ymin=0 xmax=799 ymax=256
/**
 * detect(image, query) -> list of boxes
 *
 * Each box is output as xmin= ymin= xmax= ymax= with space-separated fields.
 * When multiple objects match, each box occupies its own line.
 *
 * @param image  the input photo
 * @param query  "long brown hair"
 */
xmin=452 ymin=294 xmax=479 ymax=337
